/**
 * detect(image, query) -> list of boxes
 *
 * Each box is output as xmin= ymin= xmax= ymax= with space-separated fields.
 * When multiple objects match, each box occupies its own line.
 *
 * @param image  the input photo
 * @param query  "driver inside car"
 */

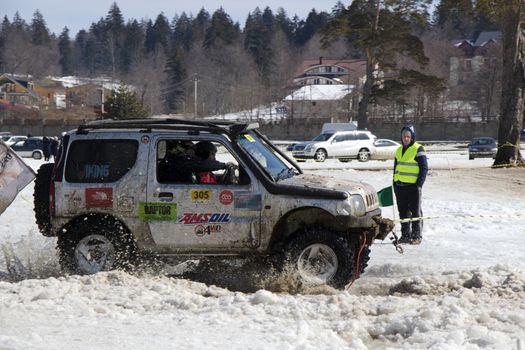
xmin=194 ymin=141 xmax=238 ymax=184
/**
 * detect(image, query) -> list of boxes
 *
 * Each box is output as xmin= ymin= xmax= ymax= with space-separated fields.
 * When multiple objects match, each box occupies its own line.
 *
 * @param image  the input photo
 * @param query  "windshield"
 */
xmin=239 ymin=132 xmax=297 ymax=182
xmin=312 ymin=133 xmax=334 ymax=142
xmin=1 ymin=136 xmax=10 ymax=141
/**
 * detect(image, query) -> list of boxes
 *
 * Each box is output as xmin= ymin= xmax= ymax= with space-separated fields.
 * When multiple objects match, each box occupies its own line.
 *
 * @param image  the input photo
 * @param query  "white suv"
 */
xmin=292 ymin=130 xmax=376 ymax=162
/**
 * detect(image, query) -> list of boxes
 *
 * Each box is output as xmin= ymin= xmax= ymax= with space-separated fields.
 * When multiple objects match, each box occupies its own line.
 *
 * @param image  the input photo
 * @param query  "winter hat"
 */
xmin=401 ymin=125 xmax=416 ymax=141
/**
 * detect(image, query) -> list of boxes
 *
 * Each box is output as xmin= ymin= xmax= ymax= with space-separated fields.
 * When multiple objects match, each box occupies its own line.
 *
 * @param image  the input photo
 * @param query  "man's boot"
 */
xmin=398 ymin=223 xmax=412 ymax=244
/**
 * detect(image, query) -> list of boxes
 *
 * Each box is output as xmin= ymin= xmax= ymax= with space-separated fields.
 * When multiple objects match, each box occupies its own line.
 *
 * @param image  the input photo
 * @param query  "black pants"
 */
xmin=394 ymin=183 xmax=423 ymax=239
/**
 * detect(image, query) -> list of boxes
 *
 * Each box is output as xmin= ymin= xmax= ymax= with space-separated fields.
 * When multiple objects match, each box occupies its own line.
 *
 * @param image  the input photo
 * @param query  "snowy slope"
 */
xmin=1 ymin=156 xmax=524 ymax=350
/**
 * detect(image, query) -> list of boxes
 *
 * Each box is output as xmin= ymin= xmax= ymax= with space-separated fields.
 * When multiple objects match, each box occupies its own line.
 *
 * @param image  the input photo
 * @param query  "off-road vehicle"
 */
xmin=34 ymin=118 xmax=393 ymax=289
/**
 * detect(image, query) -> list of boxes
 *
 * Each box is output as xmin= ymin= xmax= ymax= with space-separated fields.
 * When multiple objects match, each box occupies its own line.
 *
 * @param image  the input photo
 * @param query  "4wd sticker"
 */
xmin=139 ymin=202 xmax=177 ymax=221
xmin=195 ymin=224 xmax=222 ymax=237
xmin=86 ymin=188 xmax=113 ymax=208
xmin=191 ymin=190 xmax=211 ymax=201
xmin=178 ymin=213 xmax=231 ymax=225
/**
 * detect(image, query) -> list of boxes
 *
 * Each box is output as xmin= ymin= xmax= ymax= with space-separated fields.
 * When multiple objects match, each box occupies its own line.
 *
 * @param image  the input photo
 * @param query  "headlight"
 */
xmin=350 ymin=195 xmax=366 ymax=216
xmin=304 ymin=144 xmax=313 ymax=152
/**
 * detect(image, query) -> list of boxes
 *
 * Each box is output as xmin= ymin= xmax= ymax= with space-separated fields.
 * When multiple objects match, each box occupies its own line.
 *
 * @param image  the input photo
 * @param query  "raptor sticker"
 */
xmin=178 ymin=213 xmax=231 ymax=225
xmin=139 ymin=202 xmax=177 ymax=221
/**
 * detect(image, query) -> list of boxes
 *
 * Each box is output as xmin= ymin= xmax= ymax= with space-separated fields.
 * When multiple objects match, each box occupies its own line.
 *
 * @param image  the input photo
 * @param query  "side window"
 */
xmin=156 ymin=139 xmax=248 ymax=185
xmin=333 ymin=134 xmax=346 ymax=143
xmin=65 ymin=139 xmax=138 ymax=183
xmin=357 ymin=133 xmax=370 ymax=140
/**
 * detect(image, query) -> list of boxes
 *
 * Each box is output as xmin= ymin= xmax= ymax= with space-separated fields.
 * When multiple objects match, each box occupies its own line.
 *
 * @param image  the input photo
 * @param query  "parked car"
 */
xmin=371 ymin=139 xmax=400 ymax=160
xmin=10 ymin=137 xmax=44 ymax=159
xmin=292 ymin=130 xmax=376 ymax=162
xmin=468 ymin=137 xmax=497 ymax=160
xmin=1 ymin=135 xmax=28 ymax=146
xmin=32 ymin=118 xmax=394 ymax=289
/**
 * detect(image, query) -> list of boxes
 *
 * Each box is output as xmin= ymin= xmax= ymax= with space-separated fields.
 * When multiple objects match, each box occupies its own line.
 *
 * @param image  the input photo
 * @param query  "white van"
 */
xmin=292 ymin=130 xmax=376 ymax=162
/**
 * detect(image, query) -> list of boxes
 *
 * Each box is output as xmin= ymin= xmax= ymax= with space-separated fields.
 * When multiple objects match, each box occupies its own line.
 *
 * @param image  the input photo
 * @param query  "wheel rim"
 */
xmin=315 ymin=150 xmax=326 ymax=162
xmin=33 ymin=152 xmax=42 ymax=159
xmin=358 ymin=149 xmax=369 ymax=162
xmin=74 ymin=234 xmax=116 ymax=274
xmin=296 ymin=243 xmax=338 ymax=284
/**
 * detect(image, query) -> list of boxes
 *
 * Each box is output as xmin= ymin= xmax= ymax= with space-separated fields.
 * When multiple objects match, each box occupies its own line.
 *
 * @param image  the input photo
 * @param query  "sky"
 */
xmin=0 ymin=0 xmax=337 ymax=36
xmin=1 ymin=152 xmax=525 ymax=349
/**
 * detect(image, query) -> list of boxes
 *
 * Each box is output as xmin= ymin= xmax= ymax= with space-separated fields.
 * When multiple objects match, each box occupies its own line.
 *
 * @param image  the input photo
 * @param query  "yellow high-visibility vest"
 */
xmin=394 ymin=142 xmax=425 ymax=184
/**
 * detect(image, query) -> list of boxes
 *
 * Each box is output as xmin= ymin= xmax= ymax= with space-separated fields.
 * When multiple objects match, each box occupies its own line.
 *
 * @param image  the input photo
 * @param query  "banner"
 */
xmin=0 ymin=141 xmax=36 ymax=215
xmin=377 ymin=185 xmax=394 ymax=207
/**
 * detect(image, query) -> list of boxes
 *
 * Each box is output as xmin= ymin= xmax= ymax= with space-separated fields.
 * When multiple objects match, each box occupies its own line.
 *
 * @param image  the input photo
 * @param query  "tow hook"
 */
xmin=372 ymin=216 xmax=403 ymax=254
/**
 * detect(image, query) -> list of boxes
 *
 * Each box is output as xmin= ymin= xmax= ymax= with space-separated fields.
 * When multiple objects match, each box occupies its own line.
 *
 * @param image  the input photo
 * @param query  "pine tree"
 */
xmin=203 ymin=8 xmax=240 ymax=48
xmin=434 ymin=0 xmax=475 ymax=37
xmin=104 ymin=84 xmax=149 ymax=119
xmin=244 ymin=8 xmax=274 ymax=80
xmin=163 ymin=45 xmax=187 ymax=112
xmin=475 ymin=0 xmax=524 ymax=165
xmin=322 ymin=0 xmax=443 ymax=130
xmin=173 ymin=12 xmax=194 ymax=51
xmin=275 ymin=8 xmax=294 ymax=43
xmin=30 ymin=10 xmax=50 ymax=45
xmin=58 ymin=27 xmax=74 ymax=75
xmin=121 ymin=20 xmax=144 ymax=73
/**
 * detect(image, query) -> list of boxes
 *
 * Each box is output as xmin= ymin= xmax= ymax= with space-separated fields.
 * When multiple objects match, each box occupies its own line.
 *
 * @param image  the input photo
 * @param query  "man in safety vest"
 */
xmin=393 ymin=125 xmax=428 ymax=245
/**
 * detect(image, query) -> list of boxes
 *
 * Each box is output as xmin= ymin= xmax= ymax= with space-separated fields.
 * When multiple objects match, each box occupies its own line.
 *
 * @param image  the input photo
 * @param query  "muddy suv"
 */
xmin=34 ymin=119 xmax=393 ymax=289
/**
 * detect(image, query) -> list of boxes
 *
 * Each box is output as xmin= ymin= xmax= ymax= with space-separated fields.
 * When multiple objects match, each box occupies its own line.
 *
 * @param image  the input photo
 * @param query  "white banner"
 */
xmin=0 ymin=140 xmax=36 ymax=215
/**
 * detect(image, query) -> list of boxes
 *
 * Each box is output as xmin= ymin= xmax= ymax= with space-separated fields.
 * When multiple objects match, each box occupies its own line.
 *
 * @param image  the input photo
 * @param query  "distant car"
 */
xmin=292 ymin=130 xmax=376 ymax=162
xmin=468 ymin=137 xmax=497 ymax=160
xmin=1 ymin=135 xmax=28 ymax=146
xmin=520 ymin=130 xmax=525 ymax=141
xmin=11 ymin=137 xmax=44 ymax=159
xmin=371 ymin=139 xmax=400 ymax=160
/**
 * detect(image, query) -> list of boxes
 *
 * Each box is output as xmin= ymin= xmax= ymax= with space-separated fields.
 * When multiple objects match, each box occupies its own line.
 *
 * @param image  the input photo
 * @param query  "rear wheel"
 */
xmin=357 ymin=148 xmax=370 ymax=162
xmin=283 ymin=228 xmax=356 ymax=289
xmin=32 ymin=151 xmax=42 ymax=159
xmin=314 ymin=149 xmax=327 ymax=162
xmin=33 ymin=163 xmax=54 ymax=236
xmin=57 ymin=218 xmax=137 ymax=275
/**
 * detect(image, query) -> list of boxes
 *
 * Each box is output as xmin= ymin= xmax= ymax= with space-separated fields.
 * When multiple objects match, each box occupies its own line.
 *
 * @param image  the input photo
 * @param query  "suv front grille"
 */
xmin=294 ymin=145 xmax=305 ymax=151
xmin=365 ymin=193 xmax=378 ymax=208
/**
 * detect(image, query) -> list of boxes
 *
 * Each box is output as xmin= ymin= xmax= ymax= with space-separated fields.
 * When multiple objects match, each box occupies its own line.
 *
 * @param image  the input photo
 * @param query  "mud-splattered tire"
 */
xmin=283 ymin=228 xmax=356 ymax=289
xmin=57 ymin=218 xmax=138 ymax=275
xmin=33 ymin=163 xmax=54 ymax=236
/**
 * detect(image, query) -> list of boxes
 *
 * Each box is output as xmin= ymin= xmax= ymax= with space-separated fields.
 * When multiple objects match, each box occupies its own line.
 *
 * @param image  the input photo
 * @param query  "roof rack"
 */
xmin=76 ymin=118 xmax=259 ymax=138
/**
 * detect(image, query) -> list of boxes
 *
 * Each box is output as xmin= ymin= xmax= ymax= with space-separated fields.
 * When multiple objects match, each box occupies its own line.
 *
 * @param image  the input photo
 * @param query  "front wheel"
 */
xmin=314 ymin=149 xmax=327 ymax=162
xmin=283 ymin=228 xmax=356 ymax=289
xmin=32 ymin=151 xmax=42 ymax=159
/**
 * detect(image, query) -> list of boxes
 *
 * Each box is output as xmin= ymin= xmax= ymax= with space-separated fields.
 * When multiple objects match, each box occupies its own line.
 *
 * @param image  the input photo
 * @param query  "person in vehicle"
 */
xmin=194 ymin=141 xmax=237 ymax=184
xmin=393 ymin=125 xmax=428 ymax=245
xmin=158 ymin=140 xmax=198 ymax=183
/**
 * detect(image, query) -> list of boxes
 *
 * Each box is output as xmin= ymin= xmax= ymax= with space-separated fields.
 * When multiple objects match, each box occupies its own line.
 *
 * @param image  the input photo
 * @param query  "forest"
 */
xmin=0 ymin=1 xmax=506 ymax=119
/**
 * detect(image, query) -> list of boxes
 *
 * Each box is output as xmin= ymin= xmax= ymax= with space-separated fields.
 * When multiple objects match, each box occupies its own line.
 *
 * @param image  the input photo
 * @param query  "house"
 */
xmin=284 ymin=57 xmax=367 ymax=120
xmin=449 ymin=31 xmax=501 ymax=87
xmin=0 ymin=74 xmax=42 ymax=106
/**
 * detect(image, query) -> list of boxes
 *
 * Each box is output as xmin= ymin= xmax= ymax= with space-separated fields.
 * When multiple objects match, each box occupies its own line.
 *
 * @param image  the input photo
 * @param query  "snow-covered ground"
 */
xmin=1 ymin=153 xmax=525 ymax=350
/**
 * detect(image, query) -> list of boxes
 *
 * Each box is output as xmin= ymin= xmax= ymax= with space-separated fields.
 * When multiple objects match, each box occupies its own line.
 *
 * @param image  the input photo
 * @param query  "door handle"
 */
xmin=158 ymin=192 xmax=174 ymax=201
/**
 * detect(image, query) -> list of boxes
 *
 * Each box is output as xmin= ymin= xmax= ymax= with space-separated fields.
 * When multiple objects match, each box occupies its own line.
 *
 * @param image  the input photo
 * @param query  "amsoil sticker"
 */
xmin=219 ymin=190 xmax=234 ymax=205
xmin=178 ymin=213 xmax=231 ymax=224
xmin=194 ymin=224 xmax=222 ymax=237
xmin=191 ymin=190 xmax=211 ymax=201
xmin=139 ymin=202 xmax=177 ymax=221
xmin=86 ymin=188 xmax=113 ymax=208
xmin=234 ymin=192 xmax=262 ymax=210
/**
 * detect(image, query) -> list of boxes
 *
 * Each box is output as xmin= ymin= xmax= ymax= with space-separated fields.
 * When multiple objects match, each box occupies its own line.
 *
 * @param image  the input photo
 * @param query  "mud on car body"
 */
xmin=34 ymin=119 xmax=393 ymax=289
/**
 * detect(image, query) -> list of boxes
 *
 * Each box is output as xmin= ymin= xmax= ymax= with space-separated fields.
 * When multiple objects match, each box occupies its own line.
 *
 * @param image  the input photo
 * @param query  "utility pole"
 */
xmin=194 ymin=74 xmax=198 ymax=118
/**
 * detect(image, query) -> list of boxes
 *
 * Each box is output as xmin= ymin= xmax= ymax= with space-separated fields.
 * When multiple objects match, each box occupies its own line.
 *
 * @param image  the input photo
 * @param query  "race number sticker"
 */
xmin=139 ymin=202 xmax=177 ymax=221
xmin=191 ymin=190 xmax=211 ymax=201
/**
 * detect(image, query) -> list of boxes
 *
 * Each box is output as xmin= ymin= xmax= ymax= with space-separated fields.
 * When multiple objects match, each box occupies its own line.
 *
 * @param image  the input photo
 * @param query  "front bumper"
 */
xmin=336 ymin=209 xmax=394 ymax=240
xmin=292 ymin=151 xmax=315 ymax=159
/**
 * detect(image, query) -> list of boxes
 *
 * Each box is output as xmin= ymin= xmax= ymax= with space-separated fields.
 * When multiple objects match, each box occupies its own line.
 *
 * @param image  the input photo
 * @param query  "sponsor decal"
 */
xmin=83 ymin=164 xmax=109 ymax=179
xmin=139 ymin=202 xmax=177 ymax=221
xmin=191 ymin=189 xmax=211 ymax=201
xmin=219 ymin=190 xmax=234 ymax=205
xmin=244 ymin=134 xmax=256 ymax=142
xmin=178 ymin=213 xmax=232 ymax=225
xmin=141 ymin=135 xmax=150 ymax=144
xmin=86 ymin=188 xmax=113 ymax=208
xmin=234 ymin=191 xmax=262 ymax=210
xmin=194 ymin=224 xmax=222 ymax=237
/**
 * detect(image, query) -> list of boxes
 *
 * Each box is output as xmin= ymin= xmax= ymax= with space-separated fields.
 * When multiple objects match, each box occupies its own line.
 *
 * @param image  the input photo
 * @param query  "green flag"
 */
xmin=377 ymin=186 xmax=394 ymax=207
